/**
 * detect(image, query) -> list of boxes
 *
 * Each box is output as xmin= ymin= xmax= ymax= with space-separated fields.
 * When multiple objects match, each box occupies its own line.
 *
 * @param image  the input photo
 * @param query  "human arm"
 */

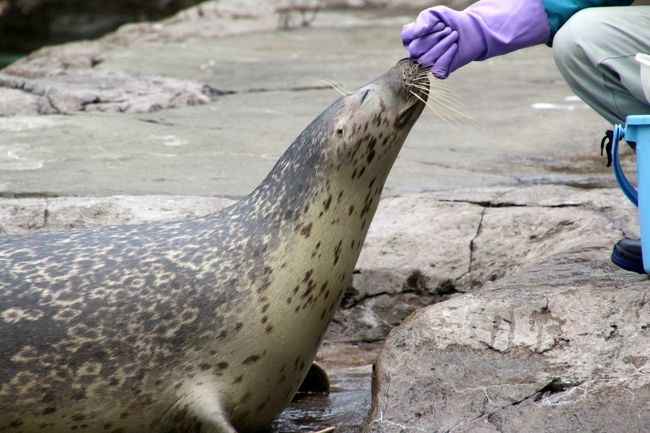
xmin=542 ymin=0 xmax=633 ymax=37
xmin=401 ymin=0 xmax=551 ymax=78
xmin=401 ymin=0 xmax=635 ymax=79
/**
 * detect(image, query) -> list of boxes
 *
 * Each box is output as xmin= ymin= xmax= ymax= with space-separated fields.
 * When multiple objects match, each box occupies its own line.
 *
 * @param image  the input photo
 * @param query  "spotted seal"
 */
xmin=0 ymin=59 xmax=429 ymax=433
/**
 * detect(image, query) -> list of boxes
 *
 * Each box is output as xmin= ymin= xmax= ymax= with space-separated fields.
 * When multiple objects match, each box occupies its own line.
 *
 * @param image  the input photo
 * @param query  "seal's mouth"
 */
xmin=398 ymin=59 xmax=467 ymax=125
xmin=399 ymin=60 xmax=430 ymax=108
xmin=396 ymin=102 xmax=420 ymax=128
xmin=395 ymin=60 xmax=430 ymax=128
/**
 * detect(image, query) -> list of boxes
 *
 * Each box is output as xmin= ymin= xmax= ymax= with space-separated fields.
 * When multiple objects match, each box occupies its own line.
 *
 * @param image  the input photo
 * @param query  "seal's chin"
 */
xmin=396 ymin=102 xmax=421 ymax=128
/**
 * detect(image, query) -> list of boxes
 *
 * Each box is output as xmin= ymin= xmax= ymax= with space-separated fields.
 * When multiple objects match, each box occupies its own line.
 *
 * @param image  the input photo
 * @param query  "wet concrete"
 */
xmin=0 ymin=16 xmax=617 ymax=198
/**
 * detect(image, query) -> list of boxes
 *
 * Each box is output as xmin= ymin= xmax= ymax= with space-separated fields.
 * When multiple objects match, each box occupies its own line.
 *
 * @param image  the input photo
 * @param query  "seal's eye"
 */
xmin=336 ymin=128 xmax=344 ymax=137
xmin=360 ymin=89 xmax=370 ymax=105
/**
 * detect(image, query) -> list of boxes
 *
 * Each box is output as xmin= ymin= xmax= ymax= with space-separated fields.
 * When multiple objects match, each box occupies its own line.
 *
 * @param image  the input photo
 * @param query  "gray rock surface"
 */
xmin=358 ymin=187 xmax=650 ymax=433
xmin=363 ymin=251 xmax=649 ymax=433
xmin=352 ymin=186 xmax=650 ymax=433
xmin=0 ymin=0 xmax=281 ymax=115
xmin=328 ymin=185 xmax=641 ymax=345
xmin=0 ymin=69 xmax=219 ymax=115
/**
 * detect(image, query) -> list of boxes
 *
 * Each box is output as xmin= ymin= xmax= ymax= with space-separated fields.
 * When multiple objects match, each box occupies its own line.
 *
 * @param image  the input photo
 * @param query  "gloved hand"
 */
xmin=401 ymin=0 xmax=551 ymax=78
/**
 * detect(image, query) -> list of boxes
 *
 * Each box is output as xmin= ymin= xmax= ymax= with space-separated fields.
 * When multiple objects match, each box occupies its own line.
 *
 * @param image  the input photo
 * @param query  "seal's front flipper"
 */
xmin=170 ymin=385 xmax=237 ymax=433
xmin=195 ymin=403 xmax=238 ymax=433
xmin=295 ymin=361 xmax=330 ymax=399
xmin=199 ymin=413 xmax=238 ymax=433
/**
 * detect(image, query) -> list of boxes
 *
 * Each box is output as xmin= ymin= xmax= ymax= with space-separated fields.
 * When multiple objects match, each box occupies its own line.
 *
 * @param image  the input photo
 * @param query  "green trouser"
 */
xmin=552 ymin=6 xmax=650 ymax=125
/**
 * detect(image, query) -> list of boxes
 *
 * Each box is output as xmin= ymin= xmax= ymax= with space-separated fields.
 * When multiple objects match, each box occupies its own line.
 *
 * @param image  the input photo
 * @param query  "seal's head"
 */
xmin=334 ymin=58 xmax=428 ymax=140
xmin=324 ymin=58 xmax=429 ymax=170
xmin=254 ymin=58 xmax=430 ymax=212
xmin=271 ymin=58 xmax=429 ymax=198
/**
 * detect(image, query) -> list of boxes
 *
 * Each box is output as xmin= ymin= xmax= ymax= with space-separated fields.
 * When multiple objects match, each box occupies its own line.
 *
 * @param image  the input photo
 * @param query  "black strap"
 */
xmin=601 ymin=129 xmax=613 ymax=167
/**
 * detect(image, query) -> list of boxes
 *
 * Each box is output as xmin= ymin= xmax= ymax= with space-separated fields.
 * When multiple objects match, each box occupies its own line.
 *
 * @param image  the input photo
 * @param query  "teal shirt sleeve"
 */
xmin=542 ymin=0 xmax=634 ymax=36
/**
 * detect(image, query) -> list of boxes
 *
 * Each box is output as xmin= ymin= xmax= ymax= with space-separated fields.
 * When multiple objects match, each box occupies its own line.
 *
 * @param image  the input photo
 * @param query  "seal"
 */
xmin=0 ymin=59 xmax=429 ymax=433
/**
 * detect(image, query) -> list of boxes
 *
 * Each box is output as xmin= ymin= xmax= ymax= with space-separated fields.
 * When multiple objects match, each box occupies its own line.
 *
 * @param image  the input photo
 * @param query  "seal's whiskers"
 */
xmin=407 ymin=72 xmax=473 ymax=124
xmin=409 ymin=90 xmax=456 ymax=125
xmin=320 ymin=79 xmax=350 ymax=96
xmin=412 ymin=83 xmax=464 ymax=112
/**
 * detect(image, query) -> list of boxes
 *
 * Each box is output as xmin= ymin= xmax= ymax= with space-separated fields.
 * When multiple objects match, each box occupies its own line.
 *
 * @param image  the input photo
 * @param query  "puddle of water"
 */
xmin=0 ymin=143 xmax=44 ymax=171
xmin=0 ymin=117 xmax=57 ymax=132
xmin=148 ymin=134 xmax=189 ymax=147
xmin=272 ymin=364 xmax=372 ymax=433
xmin=0 ymin=53 xmax=24 ymax=69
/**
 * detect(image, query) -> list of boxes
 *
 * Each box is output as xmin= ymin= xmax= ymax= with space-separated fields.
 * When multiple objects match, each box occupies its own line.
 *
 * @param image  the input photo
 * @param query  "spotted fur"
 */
xmin=0 ymin=59 xmax=428 ymax=433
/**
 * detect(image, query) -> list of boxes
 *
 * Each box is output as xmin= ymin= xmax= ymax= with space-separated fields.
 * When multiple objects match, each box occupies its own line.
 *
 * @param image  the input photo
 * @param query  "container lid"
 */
xmin=626 ymin=114 xmax=650 ymax=125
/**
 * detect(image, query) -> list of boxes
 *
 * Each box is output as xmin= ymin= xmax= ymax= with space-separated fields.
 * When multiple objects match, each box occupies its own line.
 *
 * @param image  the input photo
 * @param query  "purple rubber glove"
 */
xmin=401 ymin=0 xmax=551 ymax=78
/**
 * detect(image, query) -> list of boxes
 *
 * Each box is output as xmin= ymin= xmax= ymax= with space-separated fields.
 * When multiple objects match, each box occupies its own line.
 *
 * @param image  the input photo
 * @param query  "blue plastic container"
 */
xmin=612 ymin=115 xmax=650 ymax=273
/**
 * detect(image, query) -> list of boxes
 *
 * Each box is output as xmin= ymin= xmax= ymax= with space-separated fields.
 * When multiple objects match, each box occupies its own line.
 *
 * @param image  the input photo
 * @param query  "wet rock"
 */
xmin=0 ymin=69 xmax=222 ymax=115
xmin=362 ymin=247 xmax=650 ymax=433
xmin=353 ymin=196 xmax=481 ymax=299
xmin=0 ymin=87 xmax=46 ymax=115
xmin=103 ymin=0 xmax=279 ymax=46
xmin=275 ymin=362 xmax=374 ymax=433
xmin=0 ymin=0 xmax=282 ymax=116
xmin=3 ymin=40 xmax=106 ymax=76
xmin=0 ymin=0 xmax=276 ymax=116
xmin=0 ymin=0 xmax=409 ymax=117
xmin=328 ymin=290 xmax=444 ymax=344
xmin=328 ymin=185 xmax=636 ymax=345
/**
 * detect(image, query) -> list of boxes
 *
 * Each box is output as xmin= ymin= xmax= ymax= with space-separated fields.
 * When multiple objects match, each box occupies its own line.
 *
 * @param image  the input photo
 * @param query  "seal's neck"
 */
xmin=213 ymin=123 xmax=403 ymax=431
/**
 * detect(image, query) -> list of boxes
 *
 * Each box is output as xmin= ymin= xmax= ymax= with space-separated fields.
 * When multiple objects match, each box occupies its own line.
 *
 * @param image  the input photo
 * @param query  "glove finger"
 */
xmin=430 ymin=43 xmax=458 ymax=79
xmin=401 ymin=23 xmax=415 ymax=47
xmin=440 ymin=43 xmax=463 ymax=76
xmin=401 ymin=16 xmax=445 ymax=44
xmin=416 ymin=30 xmax=458 ymax=67
xmin=411 ymin=10 xmax=445 ymax=39
xmin=406 ymin=26 xmax=452 ymax=58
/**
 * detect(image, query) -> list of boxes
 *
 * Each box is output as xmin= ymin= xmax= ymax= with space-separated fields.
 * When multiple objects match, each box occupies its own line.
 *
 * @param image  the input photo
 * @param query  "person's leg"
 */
xmin=552 ymin=6 xmax=650 ymax=125
xmin=553 ymin=7 xmax=650 ymax=274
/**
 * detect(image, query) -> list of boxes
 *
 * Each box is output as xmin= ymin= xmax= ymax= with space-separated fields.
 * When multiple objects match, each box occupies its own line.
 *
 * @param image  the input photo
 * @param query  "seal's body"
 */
xmin=0 ymin=59 xmax=428 ymax=433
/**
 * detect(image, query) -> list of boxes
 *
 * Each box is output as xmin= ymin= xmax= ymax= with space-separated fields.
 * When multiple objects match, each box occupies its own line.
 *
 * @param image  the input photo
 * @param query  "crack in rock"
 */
xmin=449 ymin=378 xmax=562 ymax=433
xmin=533 ymin=377 xmax=584 ymax=401
xmin=439 ymin=199 xmax=583 ymax=209
xmin=43 ymin=199 xmax=49 ymax=228
xmin=486 ymin=416 xmax=505 ymax=433
xmin=467 ymin=207 xmax=486 ymax=283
